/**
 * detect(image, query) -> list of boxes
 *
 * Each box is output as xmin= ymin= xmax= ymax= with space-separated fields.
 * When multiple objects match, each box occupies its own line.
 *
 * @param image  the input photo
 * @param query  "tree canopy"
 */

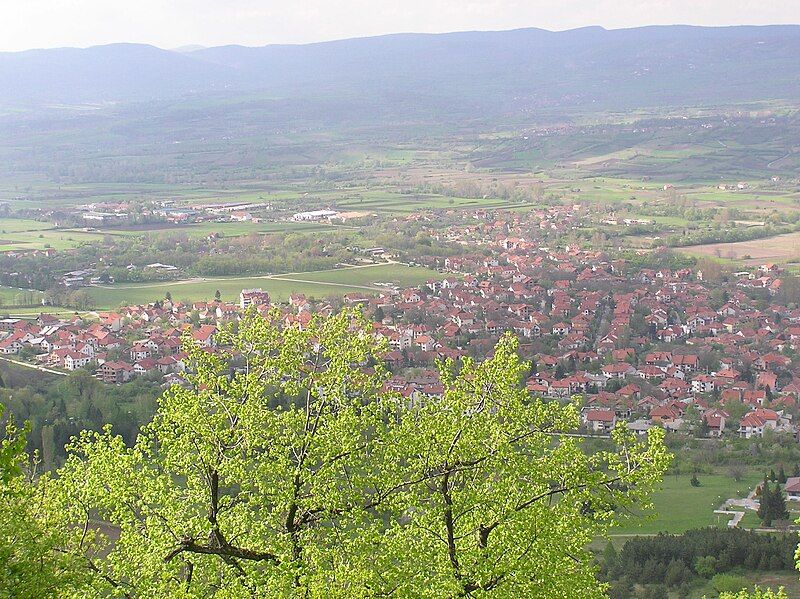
xmin=9 ymin=308 xmax=670 ymax=597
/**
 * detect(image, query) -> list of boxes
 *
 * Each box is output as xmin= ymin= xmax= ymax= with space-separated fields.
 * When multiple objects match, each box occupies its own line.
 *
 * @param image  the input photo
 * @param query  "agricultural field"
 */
xmin=326 ymin=191 xmax=515 ymax=213
xmin=0 ymin=306 xmax=78 ymax=319
xmin=0 ymin=228 xmax=105 ymax=251
xmin=0 ymin=218 xmax=55 ymax=233
xmin=85 ymin=263 xmax=441 ymax=309
xmin=679 ymin=231 xmax=800 ymax=264
xmin=611 ymin=472 xmax=762 ymax=535
xmin=684 ymin=189 xmax=800 ymax=210
xmin=83 ymin=220 xmax=344 ymax=240
xmin=0 ymin=182 xmax=229 ymax=210
xmin=0 ymin=286 xmax=43 ymax=306
xmin=270 ymin=263 xmax=442 ymax=287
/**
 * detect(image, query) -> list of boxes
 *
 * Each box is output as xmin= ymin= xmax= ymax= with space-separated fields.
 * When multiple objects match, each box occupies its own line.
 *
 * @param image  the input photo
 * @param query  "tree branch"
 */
xmin=164 ymin=537 xmax=279 ymax=564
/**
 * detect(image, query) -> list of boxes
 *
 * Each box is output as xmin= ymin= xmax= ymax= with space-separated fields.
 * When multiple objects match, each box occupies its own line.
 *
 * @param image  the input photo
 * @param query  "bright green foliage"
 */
xmin=713 ymin=573 xmax=754 ymax=594
xmin=0 ymin=406 xmax=80 ymax=598
xmin=42 ymin=311 xmax=670 ymax=598
xmin=694 ymin=555 xmax=718 ymax=579
xmin=373 ymin=335 xmax=670 ymax=597
xmin=48 ymin=307 xmax=394 ymax=597
xmin=717 ymin=588 xmax=788 ymax=599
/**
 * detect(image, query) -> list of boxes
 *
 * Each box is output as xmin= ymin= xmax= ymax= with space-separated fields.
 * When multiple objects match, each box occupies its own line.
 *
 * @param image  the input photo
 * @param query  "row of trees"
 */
xmin=663 ymin=223 xmax=798 ymax=249
xmin=1 ymin=309 xmax=671 ymax=598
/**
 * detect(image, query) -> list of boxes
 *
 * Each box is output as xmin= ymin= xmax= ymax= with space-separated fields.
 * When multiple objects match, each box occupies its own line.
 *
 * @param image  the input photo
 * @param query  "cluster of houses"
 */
xmin=2 ymin=212 xmax=800 ymax=442
xmin=0 ymin=312 xmax=214 ymax=386
xmin=0 ymin=290 xmax=274 ymax=385
xmin=357 ymin=234 xmax=800 ymax=440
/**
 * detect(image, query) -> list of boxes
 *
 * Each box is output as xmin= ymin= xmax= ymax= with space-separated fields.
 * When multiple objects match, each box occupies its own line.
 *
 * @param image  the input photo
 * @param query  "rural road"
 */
xmin=767 ymin=151 xmax=792 ymax=169
xmin=0 ymin=355 xmax=67 ymax=376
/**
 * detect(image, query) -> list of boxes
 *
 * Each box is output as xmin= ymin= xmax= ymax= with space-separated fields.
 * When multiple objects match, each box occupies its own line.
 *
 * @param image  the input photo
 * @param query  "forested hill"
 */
xmin=2 ymin=25 xmax=800 ymax=118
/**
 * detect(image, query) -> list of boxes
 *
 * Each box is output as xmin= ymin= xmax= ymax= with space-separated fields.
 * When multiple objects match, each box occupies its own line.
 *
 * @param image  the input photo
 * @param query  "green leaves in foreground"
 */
xmin=41 ymin=308 xmax=669 ymax=598
xmin=0 ymin=407 xmax=82 ymax=599
xmin=717 ymin=589 xmax=788 ymax=599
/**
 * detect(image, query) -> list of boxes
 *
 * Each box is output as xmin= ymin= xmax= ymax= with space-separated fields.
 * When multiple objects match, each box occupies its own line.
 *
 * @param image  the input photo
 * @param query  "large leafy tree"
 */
xmin=44 ymin=308 xmax=669 ymax=598
xmin=374 ymin=336 xmax=670 ymax=597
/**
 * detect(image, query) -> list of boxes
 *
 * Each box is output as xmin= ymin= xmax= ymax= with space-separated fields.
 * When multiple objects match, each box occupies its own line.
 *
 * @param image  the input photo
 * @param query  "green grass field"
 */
xmin=0 ymin=229 xmax=105 ymax=251
xmin=270 ymin=263 xmax=439 ymax=287
xmin=84 ymin=220 xmax=344 ymax=240
xmin=0 ymin=218 xmax=55 ymax=233
xmin=0 ymin=286 xmax=44 ymax=306
xmin=2 ymin=181 xmax=524 ymax=215
xmin=328 ymin=191 xmax=516 ymax=213
xmin=85 ymin=263 xmax=440 ymax=308
xmin=0 ymin=306 xmax=78 ymax=318
xmin=611 ymin=472 xmax=762 ymax=535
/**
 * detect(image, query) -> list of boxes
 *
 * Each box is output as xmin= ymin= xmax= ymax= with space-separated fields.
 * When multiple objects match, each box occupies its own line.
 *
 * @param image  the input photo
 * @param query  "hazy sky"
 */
xmin=1 ymin=0 xmax=799 ymax=52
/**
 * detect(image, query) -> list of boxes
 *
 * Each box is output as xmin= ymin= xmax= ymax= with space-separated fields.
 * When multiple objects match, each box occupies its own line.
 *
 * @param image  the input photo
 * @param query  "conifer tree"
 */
xmin=777 ymin=465 xmax=787 ymax=484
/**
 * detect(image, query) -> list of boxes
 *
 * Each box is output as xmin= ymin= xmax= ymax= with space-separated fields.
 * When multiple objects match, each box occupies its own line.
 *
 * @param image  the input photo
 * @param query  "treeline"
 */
xmin=619 ymin=248 xmax=696 ymax=271
xmin=662 ymin=223 xmax=800 ymax=249
xmin=601 ymin=528 xmax=798 ymax=597
xmin=664 ymin=434 xmax=800 ymax=474
xmin=412 ymin=180 xmax=553 ymax=204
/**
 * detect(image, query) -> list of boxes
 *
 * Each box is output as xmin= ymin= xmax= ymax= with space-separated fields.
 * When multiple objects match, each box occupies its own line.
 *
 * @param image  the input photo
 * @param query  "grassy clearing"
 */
xmin=87 ymin=220 xmax=343 ymax=239
xmin=328 ymin=191 xmax=515 ymax=213
xmin=4 ymin=181 xmax=520 ymax=215
xmin=271 ymin=263 xmax=439 ymax=287
xmin=0 ymin=306 xmax=79 ymax=319
xmin=611 ymin=472 xmax=761 ymax=535
xmin=86 ymin=264 xmax=440 ymax=309
xmin=0 ymin=229 xmax=105 ymax=251
xmin=0 ymin=218 xmax=55 ymax=233
xmin=0 ymin=286 xmax=44 ymax=305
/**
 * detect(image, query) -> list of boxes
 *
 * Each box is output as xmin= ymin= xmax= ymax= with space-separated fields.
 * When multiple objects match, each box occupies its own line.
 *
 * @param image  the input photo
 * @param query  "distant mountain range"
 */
xmin=2 ymin=25 xmax=800 ymax=119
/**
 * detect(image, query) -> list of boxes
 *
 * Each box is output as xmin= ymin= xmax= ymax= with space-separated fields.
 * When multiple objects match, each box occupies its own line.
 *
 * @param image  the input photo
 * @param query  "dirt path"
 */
xmin=768 ymin=150 xmax=793 ymax=169
xmin=0 ymin=355 xmax=67 ymax=376
xmin=715 ymin=486 xmax=760 ymax=528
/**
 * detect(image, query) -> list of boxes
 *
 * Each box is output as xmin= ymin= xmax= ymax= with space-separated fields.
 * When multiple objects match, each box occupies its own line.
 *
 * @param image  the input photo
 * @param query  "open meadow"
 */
xmin=611 ymin=472 xmax=762 ymax=535
xmin=84 ymin=263 xmax=441 ymax=309
xmin=0 ymin=228 xmax=106 ymax=251
xmin=81 ymin=220 xmax=345 ymax=240
xmin=0 ymin=286 xmax=43 ymax=306
xmin=0 ymin=218 xmax=55 ymax=233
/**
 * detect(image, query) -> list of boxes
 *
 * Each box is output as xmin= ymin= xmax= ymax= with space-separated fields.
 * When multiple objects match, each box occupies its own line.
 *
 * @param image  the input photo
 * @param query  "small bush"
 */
xmin=694 ymin=555 xmax=718 ymax=578
xmin=712 ymin=573 xmax=750 ymax=594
